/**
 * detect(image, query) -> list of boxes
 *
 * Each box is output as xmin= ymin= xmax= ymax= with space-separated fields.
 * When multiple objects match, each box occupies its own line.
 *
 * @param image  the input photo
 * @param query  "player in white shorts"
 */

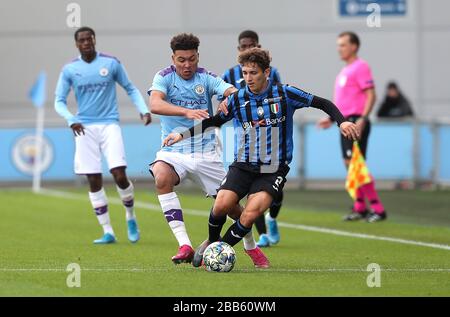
xmin=55 ymin=27 xmax=151 ymax=244
xmin=148 ymin=33 xmax=270 ymax=268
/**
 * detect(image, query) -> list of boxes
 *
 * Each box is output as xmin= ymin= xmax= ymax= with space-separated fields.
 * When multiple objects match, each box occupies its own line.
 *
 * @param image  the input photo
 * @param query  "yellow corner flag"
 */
xmin=346 ymin=142 xmax=372 ymax=200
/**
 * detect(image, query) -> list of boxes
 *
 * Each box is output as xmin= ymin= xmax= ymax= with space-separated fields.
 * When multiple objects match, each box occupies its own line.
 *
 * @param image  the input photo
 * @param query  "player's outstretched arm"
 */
xmin=163 ymin=114 xmax=229 ymax=147
xmin=311 ymin=96 xmax=359 ymax=140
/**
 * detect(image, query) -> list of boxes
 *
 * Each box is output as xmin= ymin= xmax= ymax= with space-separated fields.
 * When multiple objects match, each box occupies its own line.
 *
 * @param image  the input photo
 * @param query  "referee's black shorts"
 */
xmin=340 ymin=115 xmax=371 ymax=160
xmin=219 ymin=162 xmax=290 ymax=201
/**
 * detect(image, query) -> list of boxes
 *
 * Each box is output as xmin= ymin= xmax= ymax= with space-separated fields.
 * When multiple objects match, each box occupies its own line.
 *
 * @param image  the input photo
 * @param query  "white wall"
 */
xmin=0 ymin=0 xmax=449 ymax=125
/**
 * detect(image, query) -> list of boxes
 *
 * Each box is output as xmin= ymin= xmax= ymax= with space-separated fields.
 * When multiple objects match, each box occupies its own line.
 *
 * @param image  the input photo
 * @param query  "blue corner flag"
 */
xmin=28 ymin=72 xmax=47 ymax=108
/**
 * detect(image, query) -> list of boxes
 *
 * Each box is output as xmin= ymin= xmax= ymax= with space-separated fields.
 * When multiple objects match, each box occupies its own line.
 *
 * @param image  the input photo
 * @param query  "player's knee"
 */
xmin=154 ymin=173 xmax=175 ymax=192
xmin=213 ymin=200 xmax=232 ymax=216
xmin=227 ymin=204 xmax=243 ymax=220
xmin=241 ymin=208 xmax=262 ymax=226
xmin=86 ymin=174 xmax=102 ymax=192
xmin=152 ymin=164 xmax=177 ymax=191
xmin=111 ymin=169 xmax=128 ymax=187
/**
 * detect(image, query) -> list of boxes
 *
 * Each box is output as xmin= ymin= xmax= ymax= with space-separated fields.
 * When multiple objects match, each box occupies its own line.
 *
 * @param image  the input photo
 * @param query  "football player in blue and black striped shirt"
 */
xmin=164 ymin=48 xmax=358 ymax=260
xmin=223 ymin=30 xmax=281 ymax=89
xmin=222 ymin=30 xmax=283 ymax=248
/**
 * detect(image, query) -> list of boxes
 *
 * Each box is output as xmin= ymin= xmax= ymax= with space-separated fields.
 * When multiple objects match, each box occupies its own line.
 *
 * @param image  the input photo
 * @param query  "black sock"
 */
xmin=208 ymin=209 xmax=226 ymax=242
xmin=269 ymin=191 xmax=283 ymax=219
xmin=254 ymin=214 xmax=267 ymax=235
xmin=222 ymin=220 xmax=251 ymax=247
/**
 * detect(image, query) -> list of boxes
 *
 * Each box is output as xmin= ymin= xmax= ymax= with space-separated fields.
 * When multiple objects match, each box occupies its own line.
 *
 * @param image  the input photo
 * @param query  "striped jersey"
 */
xmin=218 ymin=81 xmax=313 ymax=167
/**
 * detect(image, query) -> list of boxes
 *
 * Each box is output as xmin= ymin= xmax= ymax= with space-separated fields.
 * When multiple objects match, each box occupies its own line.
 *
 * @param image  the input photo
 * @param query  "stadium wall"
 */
xmin=1 ymin=0 xmax=450 ymax=126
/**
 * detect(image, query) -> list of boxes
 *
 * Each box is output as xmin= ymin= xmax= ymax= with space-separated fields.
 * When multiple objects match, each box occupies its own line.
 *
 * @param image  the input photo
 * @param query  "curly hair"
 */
xmin=238 ymin=48 xmax=271 ymax=71
xmin=170 ymin=33 xmax=200 ymax=52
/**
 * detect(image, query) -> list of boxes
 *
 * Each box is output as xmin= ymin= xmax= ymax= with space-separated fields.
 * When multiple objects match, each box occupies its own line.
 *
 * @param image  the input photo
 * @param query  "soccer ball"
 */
xmin=203 ymin=241 xmax=236 ymax=273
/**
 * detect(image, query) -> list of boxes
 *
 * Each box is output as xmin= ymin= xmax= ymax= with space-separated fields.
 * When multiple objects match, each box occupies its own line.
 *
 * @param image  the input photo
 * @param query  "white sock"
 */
xmin=89 ymin=188 xmax=114 ymax=235
xmin=243 ymin=231 xmax=257 ymax=250
xmin=158 ymin=192 xmax=191 ymax=247
xmin=266 ymin=213 xmax=274 ymax=221
xmin=117 ymin=181 xmax=135 ymax=221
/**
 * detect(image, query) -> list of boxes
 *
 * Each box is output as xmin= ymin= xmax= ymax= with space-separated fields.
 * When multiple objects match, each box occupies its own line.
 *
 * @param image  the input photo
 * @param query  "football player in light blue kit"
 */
xmin=55 ymin=27 xmax=151 ymax=244
xmin=148 ymin=33 xmax=269 ymax=267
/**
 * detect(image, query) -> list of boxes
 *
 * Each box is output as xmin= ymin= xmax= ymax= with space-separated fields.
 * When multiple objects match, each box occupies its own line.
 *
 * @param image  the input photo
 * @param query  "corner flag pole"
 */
xmin=28 ymin=72 xmax=47 ymax=193
xmin=32 ymin=105 xmax=45 ymax=193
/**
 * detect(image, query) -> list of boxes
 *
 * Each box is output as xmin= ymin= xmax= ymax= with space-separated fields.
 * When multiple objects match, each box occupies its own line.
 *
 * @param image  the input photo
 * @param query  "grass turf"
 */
xmin=0 ymin=187 xmax=449 ymax=296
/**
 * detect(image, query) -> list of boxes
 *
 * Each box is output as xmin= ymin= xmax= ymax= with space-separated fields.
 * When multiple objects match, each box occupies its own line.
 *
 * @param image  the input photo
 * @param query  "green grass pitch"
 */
xmin=0 ymin=187 xmax=449 ymax=296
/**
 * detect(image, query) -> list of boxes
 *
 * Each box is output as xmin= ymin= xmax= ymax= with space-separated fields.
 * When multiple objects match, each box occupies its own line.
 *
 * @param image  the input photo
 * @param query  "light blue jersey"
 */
xmin=55 ymin=52 xmax=148 ymax=126
xmin=148 ymin=65 xmax=233 ymax=154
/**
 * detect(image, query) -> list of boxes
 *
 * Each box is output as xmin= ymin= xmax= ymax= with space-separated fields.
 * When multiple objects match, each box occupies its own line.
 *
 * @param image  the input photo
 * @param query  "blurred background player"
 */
xmin=221 ymin=30 xmax=283 ymax=248
xmin=54 ymin=27 xmax=151 ymax=244
xmin=317 ymin=31 xmax=387 ymax=223
xmin=222 ymin=30 xmax=282 ymax=88
xmin=164 ymin=48 xmax=359 ymax=260
xmin=148 ymin=33 xmax=269 ymax=267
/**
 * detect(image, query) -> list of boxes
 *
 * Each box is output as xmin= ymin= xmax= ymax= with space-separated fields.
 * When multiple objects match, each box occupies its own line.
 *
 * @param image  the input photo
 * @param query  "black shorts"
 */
xmin=219 ymin=162 xmax=290 ymax=201
xmin=341 ymin=115 xmax=371 ymax=160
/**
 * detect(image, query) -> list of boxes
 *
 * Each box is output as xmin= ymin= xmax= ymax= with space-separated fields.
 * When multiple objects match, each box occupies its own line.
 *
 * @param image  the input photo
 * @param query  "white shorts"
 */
xmin=149 ymin=151 xmax=226 ymax=197
xmin=74 ymin=123 xmax=127 ymax=174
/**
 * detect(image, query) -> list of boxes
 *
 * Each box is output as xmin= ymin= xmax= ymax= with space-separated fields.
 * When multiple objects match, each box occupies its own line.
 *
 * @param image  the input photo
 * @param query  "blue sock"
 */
xmin=222 ymin=220 xmax=251 ymax=247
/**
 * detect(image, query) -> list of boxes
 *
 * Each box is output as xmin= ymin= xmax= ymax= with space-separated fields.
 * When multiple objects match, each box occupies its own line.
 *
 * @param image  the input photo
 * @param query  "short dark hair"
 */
xmin=339 ymin=31 xmax=360 ymax=49
xmin=170 ymin=33 xmax=200 ymax=52
xmin=74 ymin=26 xmax=95 ymax=41
xmin=387 ymin=81 xmax=399 ymax=90
xmin=238 ymin=48 xmax=271 ymax=71
xmin=238 ymin=30 xmax=259 ymax=43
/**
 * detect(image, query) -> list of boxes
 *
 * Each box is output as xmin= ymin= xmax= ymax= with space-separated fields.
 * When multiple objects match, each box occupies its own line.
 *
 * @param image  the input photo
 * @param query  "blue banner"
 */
xmin=339 ymin=0 xmax=407 ymax=17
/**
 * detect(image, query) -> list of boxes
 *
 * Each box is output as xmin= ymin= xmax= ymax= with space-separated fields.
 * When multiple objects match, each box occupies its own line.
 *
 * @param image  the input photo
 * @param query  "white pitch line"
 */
xmin=39 ymin=189 xmax=450 ymax=251
xmin=1 ymin=268 xmax=449 ymax=273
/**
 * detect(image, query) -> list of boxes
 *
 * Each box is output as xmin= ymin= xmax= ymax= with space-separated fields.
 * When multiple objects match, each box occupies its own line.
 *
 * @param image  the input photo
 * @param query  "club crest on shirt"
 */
xmin=194 ymin=84 xmax=205 ymax=95
xmin=257 ymin=106 xmax=265 ymax=118
xmin=99 ymin=68 xmax=109 ymax=77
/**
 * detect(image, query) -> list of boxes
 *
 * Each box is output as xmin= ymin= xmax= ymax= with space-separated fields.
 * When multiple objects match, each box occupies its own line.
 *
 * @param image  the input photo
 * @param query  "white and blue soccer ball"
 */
xmin=203 ymin=241 xmax=236 ymax=273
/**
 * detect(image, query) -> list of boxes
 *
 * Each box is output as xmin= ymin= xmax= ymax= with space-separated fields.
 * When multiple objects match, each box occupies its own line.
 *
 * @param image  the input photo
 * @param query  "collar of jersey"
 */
xmin=78 ymin=52 xmax=99 ymax=64
xmin=245 ymin=79 xmax=273 ymax=98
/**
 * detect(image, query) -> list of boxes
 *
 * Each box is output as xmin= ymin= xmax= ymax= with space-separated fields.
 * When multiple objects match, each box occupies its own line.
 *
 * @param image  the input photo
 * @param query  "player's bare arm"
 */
xmin=150 ymin=90 xmax=210 ymax=120
xmin=224 ymin=86 xmax=238 ymax=97
xmin=216 ymin=87 xmax=237 ymax=115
